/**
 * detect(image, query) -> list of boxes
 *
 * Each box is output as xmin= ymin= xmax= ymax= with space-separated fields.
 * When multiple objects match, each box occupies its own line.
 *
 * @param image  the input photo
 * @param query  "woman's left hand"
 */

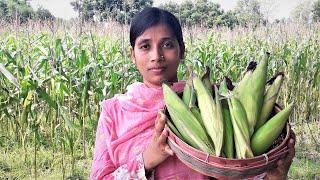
xmin=265 ymin=130 xmax=296 ymax=180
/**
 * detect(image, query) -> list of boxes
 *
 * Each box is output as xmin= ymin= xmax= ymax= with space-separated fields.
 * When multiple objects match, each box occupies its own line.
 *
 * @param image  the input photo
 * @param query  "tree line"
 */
xmin=0 ymin=0 xmax=55 ymax=23
xmin=1 ymin=0 xmax=320 ymax=27
xmin=71 ymin=0 xmax=320 ymax=28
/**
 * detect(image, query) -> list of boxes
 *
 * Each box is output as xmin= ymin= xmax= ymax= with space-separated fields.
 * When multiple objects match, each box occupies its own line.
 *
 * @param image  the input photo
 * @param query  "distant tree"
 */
xmin=214 ymin=11 xmax=239 ymax=28
xmin=291 ymin=0 xmax=313 ymax=23
xmin=35 ymin=7 xmax=55 ymax=21
xmin=0 ymin=0 xmax=54 ymax=23
xmin=0 ymin=1 xmax=9 ymax=19
xmin=0 ymin=0 xmax=34 ymax=23
xmin=234 ymin=0 xmax=265 ymax=27
xmin=313 ymin=0 xmax=320 ymax=21
xmin=70 ymin=0 xmax=153 ymax=23
xmin=258 ymin=0 xmax=278 ymax=23
xmin=160 ymin=0 xmax=237 ymax=28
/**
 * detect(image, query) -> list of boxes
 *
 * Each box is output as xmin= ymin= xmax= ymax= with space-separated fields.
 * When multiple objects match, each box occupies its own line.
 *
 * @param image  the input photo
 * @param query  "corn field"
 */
xmin=0 ymin=21 xmax=319 ymax=179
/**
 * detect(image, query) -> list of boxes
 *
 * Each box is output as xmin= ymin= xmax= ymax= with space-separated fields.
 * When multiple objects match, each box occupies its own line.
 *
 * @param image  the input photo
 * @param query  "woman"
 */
xmin=90 ymin=7 xmax=295 ymax=180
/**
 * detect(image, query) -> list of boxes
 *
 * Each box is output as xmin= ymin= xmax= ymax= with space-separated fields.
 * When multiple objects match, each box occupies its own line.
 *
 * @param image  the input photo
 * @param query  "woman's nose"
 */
xmin=150 ymin=47 xmax=163 ymax=62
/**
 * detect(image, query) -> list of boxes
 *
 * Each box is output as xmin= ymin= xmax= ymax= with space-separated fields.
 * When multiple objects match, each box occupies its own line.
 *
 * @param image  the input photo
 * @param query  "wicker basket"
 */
xmin=166 ymin=104 xmax=292 ymax=179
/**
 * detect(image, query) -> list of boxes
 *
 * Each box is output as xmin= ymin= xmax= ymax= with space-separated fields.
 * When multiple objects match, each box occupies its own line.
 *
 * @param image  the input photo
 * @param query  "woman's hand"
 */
xmin=143 ymin=110 xmax=174 ymax=171
xmin=265 ymin=130 xmax=296 ymax=180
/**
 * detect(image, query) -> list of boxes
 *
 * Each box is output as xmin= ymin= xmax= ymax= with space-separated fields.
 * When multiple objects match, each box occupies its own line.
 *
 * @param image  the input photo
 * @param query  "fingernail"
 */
xmin=169 ymin=150 xmax=174 ymax=156
xmin=159 ymin=111 xmax=165 ymax=119
xmin=162 ymin=128 xmax=168 ymax=135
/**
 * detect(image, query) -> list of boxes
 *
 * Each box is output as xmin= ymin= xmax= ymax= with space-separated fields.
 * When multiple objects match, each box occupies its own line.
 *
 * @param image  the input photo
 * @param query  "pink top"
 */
xmin=90 ymin=81 xmax=209 ymax=179
xmin=90 ymin=81 xmax=266 ymax=180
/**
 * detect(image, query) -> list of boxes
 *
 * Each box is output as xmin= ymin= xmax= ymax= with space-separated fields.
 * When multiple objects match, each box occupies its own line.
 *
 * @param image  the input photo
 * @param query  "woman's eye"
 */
xmin=140 ymin=44 xmax=150 ymax=49
xmin=163 ymin=41 xmax=174 ymax=48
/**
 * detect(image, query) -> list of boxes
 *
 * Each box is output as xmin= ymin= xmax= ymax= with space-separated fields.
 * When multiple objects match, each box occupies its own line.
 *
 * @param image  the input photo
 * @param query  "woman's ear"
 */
xmin=130 ymin=47 xmax=136 ymax=64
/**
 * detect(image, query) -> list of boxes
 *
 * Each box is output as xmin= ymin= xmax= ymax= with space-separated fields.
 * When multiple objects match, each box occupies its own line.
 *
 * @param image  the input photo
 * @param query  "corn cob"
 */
xmin=255 ymin=73 xmax=284 ymax=130
xmin=234 ymin=55 xmax=269 ymax=136
xmin=163 ymin=83 xmax=215 ymax=154
xmin=190 ymin=106 xmax=205 ymax=128
xmin=166 ymin=118 xmax=184 ymax=140
xmin=251 ymin=102 xmax=294 ymax=156
xmin=182 ymin=66 xmax=196 ymax=107
xmin=193 ymin=76 xmax=223 ymax=156
xmin=228 ymin=97 xmax=254 ymax=159
xmin=201 ymin=66 xmax=213 ymax=96
xmin=214 ymin=85 xmax=224 ymax=156
xmin=219 ymin=78 xmax=234 ymax=158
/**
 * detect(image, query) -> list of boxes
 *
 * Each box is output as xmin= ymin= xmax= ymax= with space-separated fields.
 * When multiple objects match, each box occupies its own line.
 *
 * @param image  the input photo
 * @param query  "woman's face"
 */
xmin=131 ymin=23 xmax=184 ymax=88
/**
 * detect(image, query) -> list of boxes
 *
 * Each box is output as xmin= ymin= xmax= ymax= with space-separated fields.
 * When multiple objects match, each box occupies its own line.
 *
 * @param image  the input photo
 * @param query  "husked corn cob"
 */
xmin=163 ymin=83 xmax=215 ymax=154
xmin=255 ymin=73 xmax=284 ymax=130
xmin=193 ymin=76 xmax=223 ymax=156
xmin=251 ymin=102 xmax=294 ymax=155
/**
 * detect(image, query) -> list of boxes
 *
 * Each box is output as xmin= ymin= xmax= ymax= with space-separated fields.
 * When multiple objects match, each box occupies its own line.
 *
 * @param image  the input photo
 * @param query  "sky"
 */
xmin=29 ymin=0 xmax=305 ymax=22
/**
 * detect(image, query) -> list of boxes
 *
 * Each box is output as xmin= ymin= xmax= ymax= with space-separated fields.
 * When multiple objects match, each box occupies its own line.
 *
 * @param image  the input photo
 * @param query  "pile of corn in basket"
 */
xmin=163 ymin=53 xmax=294 ymax=179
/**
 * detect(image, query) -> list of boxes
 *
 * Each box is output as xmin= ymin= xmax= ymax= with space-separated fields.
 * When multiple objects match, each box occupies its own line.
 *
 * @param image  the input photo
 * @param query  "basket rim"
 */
xmin=166 ymin=122 xmax=290 ymax=163
xmin=166 ymin=122 xmax=291 ymax=178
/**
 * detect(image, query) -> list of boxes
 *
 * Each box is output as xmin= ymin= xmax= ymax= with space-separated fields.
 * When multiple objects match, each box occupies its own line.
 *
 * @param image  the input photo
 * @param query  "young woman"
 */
xmin=90 ymin=7 xmax=295 ymax=180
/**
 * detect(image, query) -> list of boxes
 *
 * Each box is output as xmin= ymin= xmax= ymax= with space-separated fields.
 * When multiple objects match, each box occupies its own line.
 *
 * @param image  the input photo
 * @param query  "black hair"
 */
xmin=129 ymin=7 xmax=184 ymax=53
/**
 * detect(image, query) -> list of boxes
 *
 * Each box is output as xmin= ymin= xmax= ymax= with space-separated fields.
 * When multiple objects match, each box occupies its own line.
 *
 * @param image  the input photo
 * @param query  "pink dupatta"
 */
xmin=90 ymin=81 xmax=208 ymax=179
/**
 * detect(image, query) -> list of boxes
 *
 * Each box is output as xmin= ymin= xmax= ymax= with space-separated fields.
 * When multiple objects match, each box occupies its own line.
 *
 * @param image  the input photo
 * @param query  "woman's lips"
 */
xmin=149 ymin=67 xmax=165 ymax=74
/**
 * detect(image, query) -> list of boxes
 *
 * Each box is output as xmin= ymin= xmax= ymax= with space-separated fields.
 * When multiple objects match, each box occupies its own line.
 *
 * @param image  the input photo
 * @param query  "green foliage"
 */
xmin=291 ymin=0 xmax=313 ymax=23
xmin=0 ymin=0 xmax=34 ymax=23
xmin=214 ymin=11 xmax=239 ymax=28
xmin=160 ymin=0 xmax=238 ymax=28
xmin=35 ymin=7 xmax=55 ymax=21
xmin=0 ymin=22 xmax=319 ymax=178
xmin=0 ymin=0 xmax=55 ymax=23
xmin=234 ymin=0 xmax=265 ymax=27
xmin=313 ymin=0 xmax=320 ymax=21
xmin=70 ymin=0 xmax=153 ymax=23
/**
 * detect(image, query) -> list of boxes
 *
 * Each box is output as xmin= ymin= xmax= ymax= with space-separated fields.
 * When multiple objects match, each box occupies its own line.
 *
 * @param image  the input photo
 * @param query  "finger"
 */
xmin=154 ymin=111 xmax=164 ymax=137
xmin=286 ymin=141 xmax=295 ymax=162
xmin=290 ymin=129 xmax=296 ymax=143
xmin=158 ymin=128 xmax=168 ymax=144
xmin=155 ymin=111 xmax=167 ymax=135
xmin=288 ymin=137 xmax=295 ymax=148
xmin=276 ymin=159 xmax=284 ymax=169
xmin=164 ymin=145 xmax=174 ymax=156
xmin=280 ymin=147 xmax=294 ymax=172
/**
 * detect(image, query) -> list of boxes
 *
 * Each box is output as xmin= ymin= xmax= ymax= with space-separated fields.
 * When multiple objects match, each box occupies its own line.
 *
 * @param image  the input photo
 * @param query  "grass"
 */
xmin=0 ymin=123 xmax=318 ymax=179
xmin=0 ymin=145 xmax=92 ymax=179
xmin=290 ymin=157 xmax=320 ymax=179
xmin=289 ymin=122 xmax=320 ymax=179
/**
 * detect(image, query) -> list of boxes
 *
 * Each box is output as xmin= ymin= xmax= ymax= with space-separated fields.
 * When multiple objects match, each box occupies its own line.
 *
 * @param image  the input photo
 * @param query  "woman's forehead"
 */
xmin=137 ymin=24 xmax=175 ymax=39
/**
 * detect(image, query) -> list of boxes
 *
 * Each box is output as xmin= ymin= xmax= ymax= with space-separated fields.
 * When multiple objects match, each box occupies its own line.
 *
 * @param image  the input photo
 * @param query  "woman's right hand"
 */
xmin=143 ymin=109 xmax=174 ymax=171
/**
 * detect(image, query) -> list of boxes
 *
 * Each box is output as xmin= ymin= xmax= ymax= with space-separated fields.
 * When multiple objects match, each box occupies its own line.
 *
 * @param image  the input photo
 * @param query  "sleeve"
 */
xmin=90 ymin=100 xmax=149 ymax=180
